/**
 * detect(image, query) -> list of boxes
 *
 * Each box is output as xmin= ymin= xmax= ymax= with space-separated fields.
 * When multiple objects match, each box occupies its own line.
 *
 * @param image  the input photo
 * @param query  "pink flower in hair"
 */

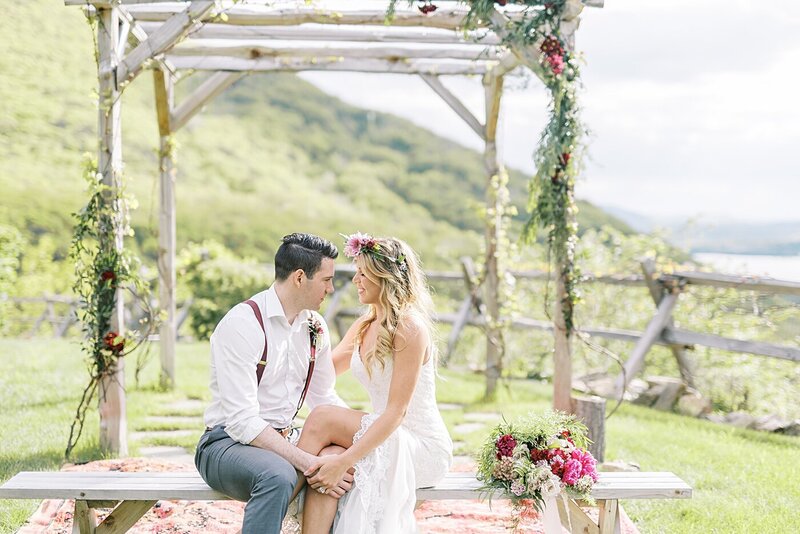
xmin=343 ymin=232 xmax=377 ymax=258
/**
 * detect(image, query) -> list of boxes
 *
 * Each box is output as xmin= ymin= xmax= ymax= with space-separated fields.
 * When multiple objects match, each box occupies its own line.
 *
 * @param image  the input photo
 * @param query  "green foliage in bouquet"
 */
xmin=477 ymin=410 xmax=598 ymax=512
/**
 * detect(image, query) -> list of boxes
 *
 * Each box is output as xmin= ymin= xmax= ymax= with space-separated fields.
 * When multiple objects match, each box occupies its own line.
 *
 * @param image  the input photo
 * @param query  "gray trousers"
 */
xmin=195 ymin=426 xmax=298 ymax=534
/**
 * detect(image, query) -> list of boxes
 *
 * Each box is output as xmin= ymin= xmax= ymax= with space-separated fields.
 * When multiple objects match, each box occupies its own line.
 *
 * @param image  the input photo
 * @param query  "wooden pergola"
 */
xmin=65 ymin=0 xmax=602 ymax=455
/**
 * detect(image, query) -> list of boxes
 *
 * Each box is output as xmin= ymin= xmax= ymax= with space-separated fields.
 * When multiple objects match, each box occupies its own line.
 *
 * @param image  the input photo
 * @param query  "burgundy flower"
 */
xmin=495 ymin=434 xmax=517 ymax=458
xmin=418 ymin=2 xmax=437 ymax=14
xmin=560 ymin=153 xmax=571 ymax=167
xmin=103 ymin=331 xmax=125 ymax=354
xmin=540 ymin=36 xmax=564 ymax=57
xmin=530 ymin=448 xmax=548 ymax=463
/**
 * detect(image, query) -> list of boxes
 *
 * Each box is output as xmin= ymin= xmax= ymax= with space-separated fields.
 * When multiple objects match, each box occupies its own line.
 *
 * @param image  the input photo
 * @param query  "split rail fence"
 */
xmin=5 ymin=260 xmax=798 ymax=396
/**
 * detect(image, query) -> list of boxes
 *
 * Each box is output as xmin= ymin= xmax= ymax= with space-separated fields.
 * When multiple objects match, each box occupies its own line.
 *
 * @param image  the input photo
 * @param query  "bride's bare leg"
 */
xmin=289 ymin=445 xmax=343 ymax=503
xmin=297 ymin=406 xmax=366 ymax=534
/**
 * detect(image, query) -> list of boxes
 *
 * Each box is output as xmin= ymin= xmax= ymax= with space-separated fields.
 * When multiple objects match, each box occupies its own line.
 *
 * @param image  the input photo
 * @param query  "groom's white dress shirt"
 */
xmin=203 ymin=286 xmax=345 ymax=445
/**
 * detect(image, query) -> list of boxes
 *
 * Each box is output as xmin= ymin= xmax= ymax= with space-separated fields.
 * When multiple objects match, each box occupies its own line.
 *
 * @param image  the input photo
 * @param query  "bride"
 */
xmin=295 ymin=233 xmax=452 ymax=534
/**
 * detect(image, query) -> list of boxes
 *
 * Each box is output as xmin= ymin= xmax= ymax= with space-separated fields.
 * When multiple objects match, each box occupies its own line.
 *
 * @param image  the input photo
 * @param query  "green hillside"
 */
xmin=0 ymin=0 xmax=630 ymax=277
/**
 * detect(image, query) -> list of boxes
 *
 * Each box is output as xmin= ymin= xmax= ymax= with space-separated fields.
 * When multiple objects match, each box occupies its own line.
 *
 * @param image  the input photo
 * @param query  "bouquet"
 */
xmin=476 ymin=411 xmax=599 ymax=513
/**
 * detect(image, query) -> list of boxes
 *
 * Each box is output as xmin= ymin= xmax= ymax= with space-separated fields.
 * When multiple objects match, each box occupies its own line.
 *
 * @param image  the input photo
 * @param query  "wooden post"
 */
xmin=641 ymin=259 xmax=696 ymax=388
xmin=482 ymin=73 xmax=504 ymax=400
xmin=96 ymin=5 xmax=127 ymax=457
xmin=553 ymin=273 xmax=574 ymax=412
xmin=154 ymin=67 xmax=176 ymax=390
xmin=573 ymin=395 xmax=606 ymax=462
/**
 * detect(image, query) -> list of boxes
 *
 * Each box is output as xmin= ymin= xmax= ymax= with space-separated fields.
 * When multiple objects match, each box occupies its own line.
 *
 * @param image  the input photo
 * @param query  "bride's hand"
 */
xmin=304 ymin=454 xmax=352 ymax=496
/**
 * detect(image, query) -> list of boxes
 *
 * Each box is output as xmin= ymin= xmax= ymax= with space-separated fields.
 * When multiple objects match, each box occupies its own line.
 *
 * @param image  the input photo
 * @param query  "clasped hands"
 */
xmin=304 ymin=454 xmax=354 ymax=499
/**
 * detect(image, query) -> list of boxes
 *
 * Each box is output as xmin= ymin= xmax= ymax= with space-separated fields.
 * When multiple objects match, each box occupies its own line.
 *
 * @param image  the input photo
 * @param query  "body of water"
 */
xmin=692 ymin=252 xmax=800 ymax=282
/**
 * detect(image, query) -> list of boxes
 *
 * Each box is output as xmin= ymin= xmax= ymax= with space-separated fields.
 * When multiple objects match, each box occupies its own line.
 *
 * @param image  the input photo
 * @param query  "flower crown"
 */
xmin=342 ymin=232 xmax=407 ymax=271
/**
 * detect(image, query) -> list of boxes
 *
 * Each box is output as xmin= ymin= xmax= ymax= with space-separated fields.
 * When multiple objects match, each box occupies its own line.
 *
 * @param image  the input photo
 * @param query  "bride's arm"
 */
xmin=305 ymin=317 xmax=427 ymax=485
xmin=330 ymin=316 xmax=366 ymax=376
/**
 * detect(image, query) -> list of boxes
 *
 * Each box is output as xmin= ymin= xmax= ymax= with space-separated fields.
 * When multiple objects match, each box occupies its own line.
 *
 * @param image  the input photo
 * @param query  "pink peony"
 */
xmin=496 ymin=434 xmax=517 ymax=458
xmin=547 ymin=54 xmax=565 ymax=75
xmin=562 ymin=459 xmax=583 ymax=485
xmin=343 ymin=232 xmax=376 ymax=258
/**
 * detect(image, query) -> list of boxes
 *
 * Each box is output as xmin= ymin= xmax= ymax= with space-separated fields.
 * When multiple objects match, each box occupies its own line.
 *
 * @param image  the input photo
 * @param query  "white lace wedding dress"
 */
xmin=332 ymin=345 xmax=453 ymax=534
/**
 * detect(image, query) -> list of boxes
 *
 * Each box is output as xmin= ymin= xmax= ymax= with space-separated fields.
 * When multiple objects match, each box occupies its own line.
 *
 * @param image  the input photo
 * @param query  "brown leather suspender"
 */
xmin=243 ymin=299 xmax=317 ymax=418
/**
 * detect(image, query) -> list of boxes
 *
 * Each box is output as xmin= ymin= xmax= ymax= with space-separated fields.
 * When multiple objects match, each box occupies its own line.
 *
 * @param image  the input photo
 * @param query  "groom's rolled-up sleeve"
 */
xmin=305 ymin=320 xmax=347 ymax=409
xmin=211 ymin=309 xmax=269 ymax=444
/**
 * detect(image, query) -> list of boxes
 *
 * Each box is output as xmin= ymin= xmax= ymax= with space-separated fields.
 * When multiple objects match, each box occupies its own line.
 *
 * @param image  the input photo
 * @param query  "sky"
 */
xmin=300 ymin=0 xmax=800 ymax=225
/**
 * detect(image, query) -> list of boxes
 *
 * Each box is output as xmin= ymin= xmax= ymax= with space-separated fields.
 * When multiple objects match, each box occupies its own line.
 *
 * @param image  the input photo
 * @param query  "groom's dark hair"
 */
xmin=275 ymin=233 xmax=338 ymax=281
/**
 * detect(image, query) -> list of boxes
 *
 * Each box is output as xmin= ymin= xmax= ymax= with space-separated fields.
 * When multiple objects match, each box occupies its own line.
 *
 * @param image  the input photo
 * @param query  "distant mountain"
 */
xmin=599 ymin=206 xmax=800 ymax=255
xmin=0 ymin=0 xmax=634 ymax=273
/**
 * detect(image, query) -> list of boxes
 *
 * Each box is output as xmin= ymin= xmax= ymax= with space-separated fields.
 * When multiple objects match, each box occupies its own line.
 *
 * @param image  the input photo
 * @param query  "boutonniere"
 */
xmin=307 ymin=317 xmax=324 ymax=361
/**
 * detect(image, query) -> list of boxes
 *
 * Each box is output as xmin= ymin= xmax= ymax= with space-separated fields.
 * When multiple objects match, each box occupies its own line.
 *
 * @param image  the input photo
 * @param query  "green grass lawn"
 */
xmin=1 ymin=339 xmax=798 ymax=533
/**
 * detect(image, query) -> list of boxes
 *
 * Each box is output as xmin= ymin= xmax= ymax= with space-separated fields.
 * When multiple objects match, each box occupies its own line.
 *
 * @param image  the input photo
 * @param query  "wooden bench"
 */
xmin=0 ymin=470 xmax=691 ymax=533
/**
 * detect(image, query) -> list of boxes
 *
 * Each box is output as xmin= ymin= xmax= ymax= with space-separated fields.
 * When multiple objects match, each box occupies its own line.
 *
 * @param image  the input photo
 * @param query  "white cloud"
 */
xmin=301 ymin=0 xmax=800 ymax=223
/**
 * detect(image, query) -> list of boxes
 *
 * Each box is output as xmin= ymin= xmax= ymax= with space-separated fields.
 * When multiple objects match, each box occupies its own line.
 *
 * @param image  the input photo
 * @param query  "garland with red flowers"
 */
xmin=65 ymin=156 xmax=155 ymax=458
xmin=393 ymin=0 xmax=585 ymax=333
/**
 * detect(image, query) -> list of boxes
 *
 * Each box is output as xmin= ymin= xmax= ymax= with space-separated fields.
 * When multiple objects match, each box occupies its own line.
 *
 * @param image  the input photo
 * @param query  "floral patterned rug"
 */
xmin=17 ymin=458 xmax=639 ymax=533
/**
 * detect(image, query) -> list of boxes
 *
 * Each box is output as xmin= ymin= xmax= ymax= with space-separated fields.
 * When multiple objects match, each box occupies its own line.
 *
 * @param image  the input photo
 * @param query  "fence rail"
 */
xmin=5 ymin=264 xmax=799 ymax=386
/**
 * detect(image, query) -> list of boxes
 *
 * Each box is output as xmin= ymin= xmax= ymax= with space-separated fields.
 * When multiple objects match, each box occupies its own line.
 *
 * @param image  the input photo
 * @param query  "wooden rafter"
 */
xmin=117 ymin=1 xmax=217 ymax=86
xmin=140 ymin=22 xmax=502 ymax=45
xmin=120 ymin=4 xmax=500 ymax=30
xmin=170 ymin=39 xmax=503 ymax=61
xmin=117 ymin=4 xmax=177 ymax=76
xmin=171 ymin=71 xmax=244 ymax=131
xmin=420 ymin=74 xmax=484 ymax=140
xmin=165 ymin=56 xmax=498 ymax=75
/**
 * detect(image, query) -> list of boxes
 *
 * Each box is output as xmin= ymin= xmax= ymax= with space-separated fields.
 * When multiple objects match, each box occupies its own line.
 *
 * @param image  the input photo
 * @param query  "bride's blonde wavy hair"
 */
xmin=356 ymin=237 xmax=437 ymax=377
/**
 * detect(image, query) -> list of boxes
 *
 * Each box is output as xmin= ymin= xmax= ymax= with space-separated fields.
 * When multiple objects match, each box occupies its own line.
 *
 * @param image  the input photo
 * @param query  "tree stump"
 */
xmin=572 ymin=395 xmax=606 ymax=462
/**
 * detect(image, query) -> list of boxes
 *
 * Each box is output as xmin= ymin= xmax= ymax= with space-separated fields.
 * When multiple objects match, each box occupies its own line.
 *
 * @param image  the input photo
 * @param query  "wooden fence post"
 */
xmin=573 ymin=395 xmax=606 ymax=462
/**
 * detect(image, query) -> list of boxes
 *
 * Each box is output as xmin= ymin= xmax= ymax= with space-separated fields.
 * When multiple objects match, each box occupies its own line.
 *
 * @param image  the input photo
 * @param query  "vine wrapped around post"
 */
xmin=66 ymin=156 xmax=154 ymax=459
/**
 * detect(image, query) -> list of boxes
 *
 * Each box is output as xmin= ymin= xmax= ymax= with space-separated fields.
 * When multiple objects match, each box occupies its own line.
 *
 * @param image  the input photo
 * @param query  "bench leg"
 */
xmin=73 ymin=500 xmax=97 ymax=534
xmin=598 ymin=499 xmax=621 ymax=534
xmin=95 ymin=500 xmax=157 ymax=534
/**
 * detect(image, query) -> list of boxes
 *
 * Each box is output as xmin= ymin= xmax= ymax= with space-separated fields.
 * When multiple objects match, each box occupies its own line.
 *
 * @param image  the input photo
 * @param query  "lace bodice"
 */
xmin=351 ymin=346 xmax=450 ymax=444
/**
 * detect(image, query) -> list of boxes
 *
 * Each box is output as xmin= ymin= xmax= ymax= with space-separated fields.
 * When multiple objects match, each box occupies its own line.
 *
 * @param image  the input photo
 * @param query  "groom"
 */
xmin=195 ymin=233 xmax=352 ymax=534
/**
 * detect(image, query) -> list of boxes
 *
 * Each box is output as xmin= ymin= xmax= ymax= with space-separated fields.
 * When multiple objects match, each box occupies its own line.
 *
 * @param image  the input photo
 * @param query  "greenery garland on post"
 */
xmin=393 ymin=0 xmax=584 ymax=334
xmin=66 ymin=157 xmax=154 ymax=458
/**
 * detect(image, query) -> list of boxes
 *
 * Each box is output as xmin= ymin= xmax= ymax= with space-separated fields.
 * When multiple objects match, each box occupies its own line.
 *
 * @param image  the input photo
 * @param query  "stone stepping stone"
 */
xmin=452 ymin=422 xmax=485 ymax=435
xmin=130 ymin=429 xmax=197 ymax=441
xmin=463 ymin=412 xmax=500 ymax=422
xmin=138 ymin=446 xmax=195 ymax=465
xmin=437 ymin=403 xmax=463 ymax=411
xmin=144 ymin=415 xmax=203 ymax=428
xmin=451 ymin=441 xmax=466 ymax=451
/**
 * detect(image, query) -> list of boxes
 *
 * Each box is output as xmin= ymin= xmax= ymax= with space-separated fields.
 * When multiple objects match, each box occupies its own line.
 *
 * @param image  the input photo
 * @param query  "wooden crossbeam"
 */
xmin=139 ymin=21 xmax=503 ymax=45
xmin=120 ymin=4 xmax=500 ymax=29
xmin=116 ymin=1 xmax=216 ymax=87
xmin=165 ymin=56 xmax=497 ymax=75
xmin=171 ymin=71 xmax=244 ymax=131
xmin=420 ymin=74 xmax=485 ymax=140
xmin=170 ymin=39 xmax=504 ymax=61
xmin=117 ymin=4 xmax=177 ymax=76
